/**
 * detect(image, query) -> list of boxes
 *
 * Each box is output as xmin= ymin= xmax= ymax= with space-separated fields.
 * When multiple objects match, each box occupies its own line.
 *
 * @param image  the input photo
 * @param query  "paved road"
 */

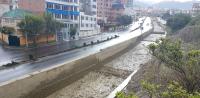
xmin=0 ymin=17 xmax=152 ymax=84
xmin=0 ymin=33 xmax=118 ymax=66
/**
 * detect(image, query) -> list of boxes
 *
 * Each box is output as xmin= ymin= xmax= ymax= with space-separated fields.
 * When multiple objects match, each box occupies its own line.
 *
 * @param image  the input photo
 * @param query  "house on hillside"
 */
xmin=0 ymin=9 xmax=56 ymax=46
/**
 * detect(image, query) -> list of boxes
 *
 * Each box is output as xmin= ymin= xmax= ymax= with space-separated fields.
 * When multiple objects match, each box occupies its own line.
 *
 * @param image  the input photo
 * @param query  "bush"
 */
xmin=91 ymin=41 xmax=94 ymax=45
xmin=148 ymin=39 xmax=200 ymax=93
xmin=83 ymin=42 xmax=87 ymax=46
xmin=166 ymin=14 xmax=191 ymax=32
xmin=116 ymin=92 xmax=138 ymax=98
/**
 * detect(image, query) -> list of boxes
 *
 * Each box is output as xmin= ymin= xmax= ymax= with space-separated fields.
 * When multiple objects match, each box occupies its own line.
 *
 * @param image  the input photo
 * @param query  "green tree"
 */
xmin=69 ymin=27 xmax=77 ymax=39
xmin=167 ymin=14 xmax=191 ymax=32
xmin=141 ymin=81 xmax=200 ymax=98
xmin=18 ymin=15 xmax=45 ymax=47
xmin=162 ymin=12 xmax=171 ymax=20
xmin=189 ymin=15 xmax=200 ymax=26
xmin=0 ymin=26 xmax=15 ymax=43
xmin=43 ymin=13 xmax=63 ymax=43
xmin=148 ymin=39 xmax=200 ymax=93
xmin=141 ymin=80 xmax=161 ymax=98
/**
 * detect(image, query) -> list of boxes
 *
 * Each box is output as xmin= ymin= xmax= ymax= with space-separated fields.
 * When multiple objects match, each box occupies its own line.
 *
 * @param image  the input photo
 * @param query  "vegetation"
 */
xmin=116 ymin=92 xmax=138 ymax=98
xmin=70 ymin=27 xmax=77 ymax=39
xmin=43 ymin=13 xmax=64 ymax=43
xmin=148 ymin=39 xmax=200 ymax=93
xmin=0 ymin=26 xmax=15 ymax=43
xmin=116 ymin=38 xmax=200 ymax=98
xmin=141 ymin=80 xmax=200 ymax=98
xmin=18 ymin=15 xmax=45 ymax=46
xmin=116 ymin=15 xmax=133 ymax=26
xmin=162 ymin=12 xmax=171 ymax=21
xmin=189 ymin=15 xmax=200 ymax=26
xmin=166 ymin=14 xmax=191 ymax=32
xmin=18 ymin=13 xmax=64 ymax=46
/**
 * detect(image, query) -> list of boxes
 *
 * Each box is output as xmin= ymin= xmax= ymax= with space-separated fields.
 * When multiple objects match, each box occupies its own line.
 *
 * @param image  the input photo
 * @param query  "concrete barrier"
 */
xmin=0 ymin=27 xmax=153 ymax=98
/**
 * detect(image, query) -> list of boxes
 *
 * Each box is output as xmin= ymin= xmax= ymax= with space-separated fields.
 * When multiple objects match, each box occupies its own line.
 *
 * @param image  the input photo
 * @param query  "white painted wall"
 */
xmin=79 ymin=12 xmax=100 ymax=37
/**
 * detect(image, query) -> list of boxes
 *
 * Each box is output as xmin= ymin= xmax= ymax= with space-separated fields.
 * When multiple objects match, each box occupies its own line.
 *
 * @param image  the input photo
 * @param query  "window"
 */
xmin=93 ymin=5 xmax=96 ymax=8
xmin=62 ymin=14 xmax=69 ymax=19
xmin=74 ymin=6 xmax=77 ymax=11
xmin=62 ymin=5 xmax=69 ymax=11
xmin=47 ymin=3 xmax=53 ymax=9
xmin=55 ymin=14 xmax=61 ymax=19
xmin=81 ymin=16 xmax=84 ymax=20
xmin=71 ymin=15 xmax=73 ymax=20
xmin=55 ymin=4 xmax=61 ymax=10
xmin=74 ymin=16 xmax=78 ymax=20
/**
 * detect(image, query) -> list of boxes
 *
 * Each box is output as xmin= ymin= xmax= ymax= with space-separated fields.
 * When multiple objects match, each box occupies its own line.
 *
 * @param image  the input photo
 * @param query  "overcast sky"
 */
xmin=139 ymin=0 xmax=198 ymax=4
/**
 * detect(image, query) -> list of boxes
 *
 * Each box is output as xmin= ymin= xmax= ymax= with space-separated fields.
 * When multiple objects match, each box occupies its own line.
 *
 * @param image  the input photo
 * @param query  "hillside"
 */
xmin=153 ymin=1 xmax=195 ymax=9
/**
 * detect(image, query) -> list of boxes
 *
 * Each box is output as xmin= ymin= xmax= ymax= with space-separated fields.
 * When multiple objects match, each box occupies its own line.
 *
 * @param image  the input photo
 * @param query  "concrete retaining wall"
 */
xmin=0 ymin=28 xmax=153 ymax=98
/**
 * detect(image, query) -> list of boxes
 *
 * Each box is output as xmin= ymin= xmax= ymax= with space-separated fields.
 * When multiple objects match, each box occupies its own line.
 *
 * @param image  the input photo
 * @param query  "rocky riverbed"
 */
xmin=47 ymin=33 xmax=165 ymax=98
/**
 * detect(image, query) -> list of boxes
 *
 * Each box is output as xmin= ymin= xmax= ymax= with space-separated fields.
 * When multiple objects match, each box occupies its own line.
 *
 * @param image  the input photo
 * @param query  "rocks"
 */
xmin=47 ymin=33 xmax=164 ymax=98
xmin=47 ymin=72 xmax=123 ymax=98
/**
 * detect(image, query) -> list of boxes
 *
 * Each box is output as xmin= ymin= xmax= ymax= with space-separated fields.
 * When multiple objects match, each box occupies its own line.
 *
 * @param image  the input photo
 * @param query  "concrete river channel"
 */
xmin=0 ymin=17 xmax=166 ymax=98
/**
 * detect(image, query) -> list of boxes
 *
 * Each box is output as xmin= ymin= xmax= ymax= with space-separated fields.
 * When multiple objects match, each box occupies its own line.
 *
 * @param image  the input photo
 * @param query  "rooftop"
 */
xmin=2 ymin=9 xmax=32 ymax=19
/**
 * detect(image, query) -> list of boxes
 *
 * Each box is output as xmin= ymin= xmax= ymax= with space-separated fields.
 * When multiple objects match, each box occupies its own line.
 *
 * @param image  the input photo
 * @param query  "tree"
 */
xmin=18 ymin=15 xmax=45 ymax=47
xmin=189 ymin=15 xmax=200 ymax=26
xmin=0 ymin=26 xmax=15 ymax=43
xmin=148 ymin=39 xmax=200 ymax=93
xmin=69 ymin=27 xmax=77 ymax=39
xmin=141 ymin=80 xmax=200 ymax=98
xmin=166 ymin=14 xmax=191 ymax=32
xmin=162 ymin=12 xmax=171 ymax=20
xmin=43 ymin=13 xmax=63 ymax=43
xmin=116 ymin=15 xmax=133 ymax=26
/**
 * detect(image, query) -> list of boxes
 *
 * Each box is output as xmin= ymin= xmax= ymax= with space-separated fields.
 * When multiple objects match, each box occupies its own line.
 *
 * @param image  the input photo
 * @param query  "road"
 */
xmin=47 ymin=19 xmax=166 ymax=98
xmin=0 ymin=17 xmax=152 ymax=84
xmin=0 ymin=33 xmax=117 ymax=66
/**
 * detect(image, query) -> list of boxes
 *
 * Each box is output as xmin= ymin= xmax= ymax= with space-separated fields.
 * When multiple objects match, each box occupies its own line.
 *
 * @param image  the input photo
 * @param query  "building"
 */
xmin=0 ymin=9 xmax=56 ymax=46
xmin=0 ymin=0 xmax=11 ymax=17
xmin=0 ymin=0 xmax=18 ymax=18
xmin=125 ymin=0 xmax=133 ymax=8
xmin=18 ymin=0 xmax=80 ymax=41
xmin=97 ymin=0 xmax=113 ymax=23
xmin=97 ymin=0 xmax=126 ymax=24
xmin=79 ymin=12 xmax=100 ymax=37
xmin=79 ymin=0 xmax=100 ymax=37
xmin=109 ymin=0 xmax=125 ymax=23
xmin=192 ymin=2 xmax=200 ymax=16
xmin=18 ymin=0 xmax=45 ymax=15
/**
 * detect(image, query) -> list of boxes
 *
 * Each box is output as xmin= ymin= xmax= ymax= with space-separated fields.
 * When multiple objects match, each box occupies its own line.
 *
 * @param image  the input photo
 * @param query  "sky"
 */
xmin=139 ymin=0 xmax=198 ymax=4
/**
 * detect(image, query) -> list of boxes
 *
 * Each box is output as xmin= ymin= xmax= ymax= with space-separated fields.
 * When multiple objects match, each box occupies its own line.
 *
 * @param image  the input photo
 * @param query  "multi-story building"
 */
xmin=18 ymin=0 xmax=80 ymax=41
xmin=79 ymin=0 xmax=100 ymax=37
xmin=97 ymin=0 xmax=113 ymax=23
xmin=126 ymin=0 xmax=134 ymax=8
xmin=192 ymin=2 xmax=200 ymax=16
xmin=97 ymin=0 xmax=125 ymax=24
xmin=109 ymin=0 xmax=125 ymax=23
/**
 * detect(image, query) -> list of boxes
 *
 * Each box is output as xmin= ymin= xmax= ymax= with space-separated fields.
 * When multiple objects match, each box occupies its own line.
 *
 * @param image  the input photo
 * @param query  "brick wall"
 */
xmin=18 ymin=0 xmax=45 ymax=15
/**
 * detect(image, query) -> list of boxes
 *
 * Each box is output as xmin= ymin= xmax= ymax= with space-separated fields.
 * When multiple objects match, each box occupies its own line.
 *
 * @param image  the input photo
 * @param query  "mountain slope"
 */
xmin=154 ymin=1 xmax=195 ymax=9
